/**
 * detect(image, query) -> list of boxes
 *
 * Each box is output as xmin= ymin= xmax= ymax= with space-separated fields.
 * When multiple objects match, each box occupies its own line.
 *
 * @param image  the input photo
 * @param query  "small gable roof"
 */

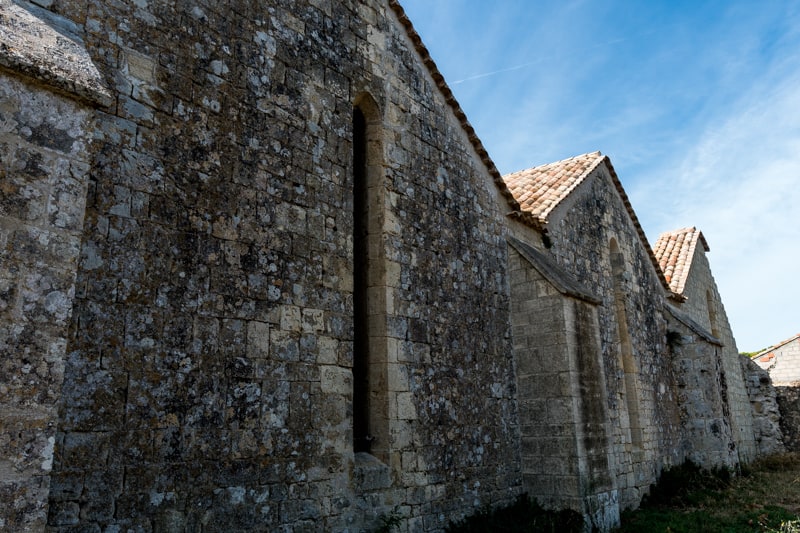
xmin=503 ymin=152 xmax=605 ymax=222
xmin=503 ymin=152 xmax=678 ymax=299
xmin=754 ymin=333 xmax=800 ymax=361
xmin=653 ymin=227 xmax=710 ymax=295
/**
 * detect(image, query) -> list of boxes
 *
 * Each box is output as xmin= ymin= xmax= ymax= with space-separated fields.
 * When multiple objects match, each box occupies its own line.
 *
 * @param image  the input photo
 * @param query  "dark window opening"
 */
xmin=353 ymin=106 xmax=371 ymax=454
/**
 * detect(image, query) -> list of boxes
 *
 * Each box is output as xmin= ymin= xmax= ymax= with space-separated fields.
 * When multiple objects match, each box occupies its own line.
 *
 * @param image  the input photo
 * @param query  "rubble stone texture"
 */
xmin=0 ymin=72 xmax=92 ymax=533
xmin=776 ymin=387 xmax=800 ymax=452
xmin=741 ymin=358 xmax=784 ymax=455
xmin=0 ymin=2 xmax=106 ymax=529
xmin=665 ymin=228 xmax=757 ymax=462
xmin=0 ymin=0 xmax=784 ymax=531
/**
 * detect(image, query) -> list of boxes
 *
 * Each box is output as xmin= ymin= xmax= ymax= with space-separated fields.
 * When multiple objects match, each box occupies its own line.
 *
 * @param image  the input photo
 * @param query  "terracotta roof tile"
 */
xmin=652 ymin=227 xmax=710 ymax=295
xmin=503 ymin=152 xmax=604 ymax=222
xmin=502 ymin=152 xmax=679 ymax=299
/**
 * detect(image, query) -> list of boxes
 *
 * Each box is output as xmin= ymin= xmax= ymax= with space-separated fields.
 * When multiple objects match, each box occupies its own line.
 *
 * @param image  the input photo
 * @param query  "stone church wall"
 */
xmin=0 ymin=2 xmax=113 ymax=528
xmin=672 ymin=233 xmax=756 ymax=461
xmin=0 ymin=0 xmax=780 ymax=531
xmin=541 ymin=166 xmax=684 ymax=508
xmin=32 ymin=0 xmax=521 ymax=530
xmin=666 ymin=315 xmax=737 ymax=468
xmin=508 ymin=241 xmax=618 ymax=531
xmin=741 ymin=357 xmax=784 ymax=455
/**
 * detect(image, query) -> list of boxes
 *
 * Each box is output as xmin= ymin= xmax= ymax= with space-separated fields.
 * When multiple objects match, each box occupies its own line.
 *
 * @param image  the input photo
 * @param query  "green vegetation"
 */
xmin=375 ymin=507 xmax=402 ymax=533
xmin=741 ymin=350 xmax=767 ymax=358
xmin=617 ymin=454 xmax=800 ymax=532
xmin=439 ymin=455 xmax=800 ymax=533
xmin=445 ymin=495 xmax=583 ymax=533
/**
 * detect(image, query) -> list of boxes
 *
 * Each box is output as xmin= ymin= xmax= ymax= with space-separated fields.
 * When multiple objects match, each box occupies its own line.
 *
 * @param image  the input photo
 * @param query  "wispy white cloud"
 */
xmin=633 ymin=37 xmax=800 ymax=350
xmin=401 ymin=0 xmax=800 ymax=350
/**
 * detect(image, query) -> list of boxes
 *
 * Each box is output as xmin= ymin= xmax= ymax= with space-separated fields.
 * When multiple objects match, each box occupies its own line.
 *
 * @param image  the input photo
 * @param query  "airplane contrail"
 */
xmin=452 ymin=37 xmax=629 ymax=85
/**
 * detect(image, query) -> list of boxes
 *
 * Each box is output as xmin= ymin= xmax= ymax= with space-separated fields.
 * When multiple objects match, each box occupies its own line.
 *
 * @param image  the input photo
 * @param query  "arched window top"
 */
xmin=354 ymin=92 xmax=381 ymax=123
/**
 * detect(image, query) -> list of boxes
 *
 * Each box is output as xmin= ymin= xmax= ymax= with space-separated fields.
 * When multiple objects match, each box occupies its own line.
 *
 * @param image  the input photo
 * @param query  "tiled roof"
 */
xmin=652 ymin=227 xmax=710 ymax=295
xmin=503 ymin=152 xmax=605 ymax=222
xmin=757 ymin=352 xmax=776 ymax=363
xmin=754 ymin=333 xmax=800 ymax=360
xmin=502 ymin=152 xmax=678 ymax=299
xmin=387 ymin=1 xmax=543 ymax=232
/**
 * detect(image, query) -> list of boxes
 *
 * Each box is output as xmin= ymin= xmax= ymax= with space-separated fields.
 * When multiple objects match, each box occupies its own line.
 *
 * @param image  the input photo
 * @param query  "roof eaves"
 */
xmin=509 ymin=237 xmax=602 ymax=305
xmin=0 ymin=1 xmax=113 ymax=107
xmin=666 ymin=304 xmax=723 ymax=346
xmin=387 ymin=1 xmax=545 ymax=233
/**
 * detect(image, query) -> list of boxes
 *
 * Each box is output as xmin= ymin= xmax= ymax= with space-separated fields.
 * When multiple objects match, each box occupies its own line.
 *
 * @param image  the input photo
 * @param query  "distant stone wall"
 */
xmin=740 ymin=357 xmax=784 ymax=455
xmin=775 ymin=386 xmax=800 ymax=452
xmin=758 ymin=339 xmax=800 ymax=386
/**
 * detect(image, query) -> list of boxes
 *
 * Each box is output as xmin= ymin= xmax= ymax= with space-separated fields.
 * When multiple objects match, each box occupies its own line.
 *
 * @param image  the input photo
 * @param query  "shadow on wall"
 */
xmin=776 ymin=386 xmax=800 ymax=452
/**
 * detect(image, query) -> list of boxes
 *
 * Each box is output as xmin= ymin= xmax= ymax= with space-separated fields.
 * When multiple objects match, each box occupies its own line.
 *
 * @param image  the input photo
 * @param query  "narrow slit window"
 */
xmin=352 ymin=105 xmax=370 ymax=453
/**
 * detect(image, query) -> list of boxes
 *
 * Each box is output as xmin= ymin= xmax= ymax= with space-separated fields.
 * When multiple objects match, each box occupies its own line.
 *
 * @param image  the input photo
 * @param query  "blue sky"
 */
xmin=400 ymin=0 xmax=800 ymax=352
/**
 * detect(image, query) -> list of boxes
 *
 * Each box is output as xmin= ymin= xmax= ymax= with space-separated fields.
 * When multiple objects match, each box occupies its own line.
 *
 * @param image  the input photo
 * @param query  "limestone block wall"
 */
xmin=757 ymin=338 xmax=800 ymax=386
xmin=666 ymin=319 xmax=737 ymax=468
xmin=0 ymin=3 xmax=110 ymax=529
xmin=0 ymin=71 xmax=95 ymax=533
xmin=542 ymin=167 xmax=683 ymax=508
xmin=741 ymin=357 xmax=784 ymax=455
xmin=36 ymin=0 xmax=522 ymax=531
xmin=510 ymin=248 xmax=578 ymax=505
xmin=509 ymin=244 xmax=618 ymax=530
xmin=675 ymin=237 xmax=756 ymax=461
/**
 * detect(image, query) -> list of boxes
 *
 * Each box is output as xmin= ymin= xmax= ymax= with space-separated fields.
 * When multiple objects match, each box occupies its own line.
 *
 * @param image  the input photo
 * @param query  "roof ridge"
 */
xmin=656 ymin=226 xmax=710 ymax=254
xmin=754 ymin=332 xmax=800 ymax=358
xmin=505 ymin=151 xmax=603 ymax=178
xmin=501 ymin=151 xmax=605 ymax=224
xmin=653 ymin=226 xmax=714 ymax=295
